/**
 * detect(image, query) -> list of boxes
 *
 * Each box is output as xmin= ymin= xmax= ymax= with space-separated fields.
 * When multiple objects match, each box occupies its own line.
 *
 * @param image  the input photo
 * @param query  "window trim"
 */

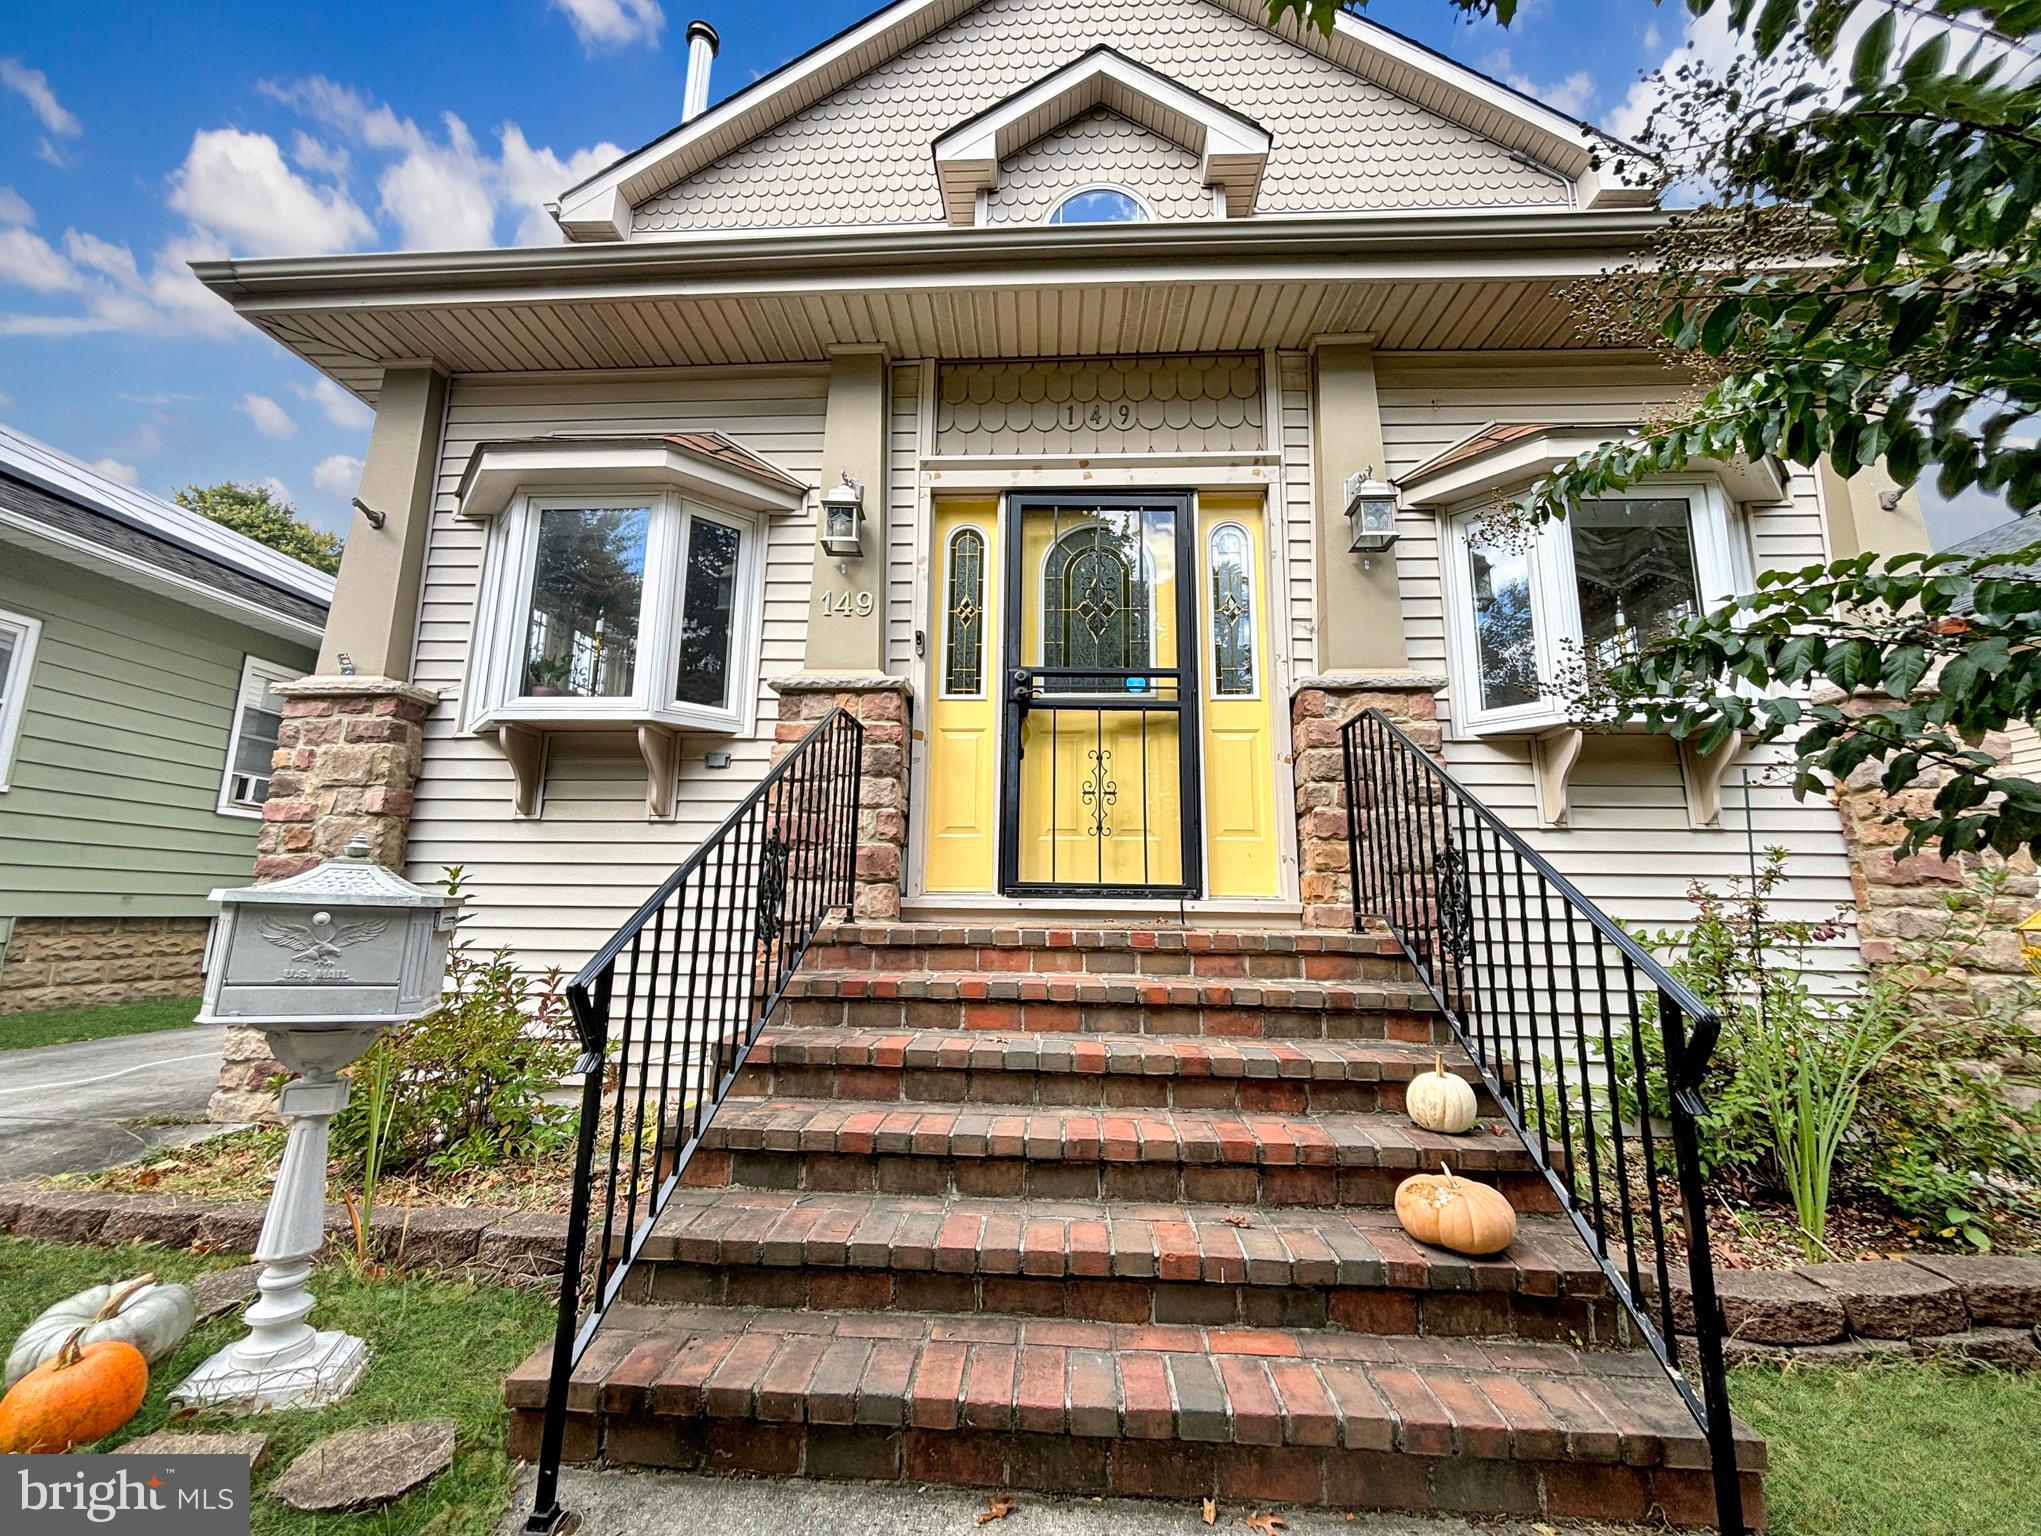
xmin=0 ymin=607 xmax=44 ymax=793
xmin=940 ymin=523 xmax=990 ymax=701
xmin=464 ymin=486 xmax=766 ymax=737
xmin=1044 ymin=185 xmax=1154 ymax=226
xmin=1441 ymin=479 xmax=1750 ymax=737
xmin=1205 ymin=519 xmax=1261 ymax=701
xmin=217 ymin=654 xmax=297 ymax=818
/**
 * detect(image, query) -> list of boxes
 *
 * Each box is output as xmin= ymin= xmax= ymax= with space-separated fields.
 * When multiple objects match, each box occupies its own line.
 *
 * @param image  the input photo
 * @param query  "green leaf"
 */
xmin=1851 ymin=10 xmax=1895 ymax=91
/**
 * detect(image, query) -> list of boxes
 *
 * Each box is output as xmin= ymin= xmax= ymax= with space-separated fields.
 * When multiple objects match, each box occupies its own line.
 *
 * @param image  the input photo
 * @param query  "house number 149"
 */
xmin=820 ymin=590 xmax=875 ymax=617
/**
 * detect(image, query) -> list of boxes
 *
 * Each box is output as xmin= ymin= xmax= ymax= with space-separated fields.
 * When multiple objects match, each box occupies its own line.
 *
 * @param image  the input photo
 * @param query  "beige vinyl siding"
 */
xmin=0 ymin=545 xmax=315 ymax=919
xmin=1276 ymin=350 xmax=1316 ymax=676
xmin=886 ymin=362 xmax=925 ymax=678
xmin=406 ymin=368 xmax=826 ymax=973
xmin=1372 ymin=351 xmax=1858 ymax=980
xmin=2008 ymin=722 xmax=2041 ymax=780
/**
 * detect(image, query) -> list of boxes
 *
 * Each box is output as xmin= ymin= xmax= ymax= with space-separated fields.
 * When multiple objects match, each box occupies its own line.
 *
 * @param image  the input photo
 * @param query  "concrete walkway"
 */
xmin=0 ymin=1024 xmax=225 ymax=1177
xmin=499 ymin=1466 xmax=1652 ymax=1536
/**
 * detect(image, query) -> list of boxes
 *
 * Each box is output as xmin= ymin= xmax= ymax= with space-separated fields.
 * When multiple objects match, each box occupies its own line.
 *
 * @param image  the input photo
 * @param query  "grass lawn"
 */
xmin=0 ymin=1236 xmax=553 ymax=1535
xmin=0 ymin=996 xmax=202 ymax=1052
xmin=1734 ymin=1361 xmax=2041 ymax=1536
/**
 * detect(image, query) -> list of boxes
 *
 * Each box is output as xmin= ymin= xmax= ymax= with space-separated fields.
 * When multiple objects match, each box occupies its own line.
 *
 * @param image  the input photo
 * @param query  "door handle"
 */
xmin=1008 ymin=669 xmax=1034 ymax=707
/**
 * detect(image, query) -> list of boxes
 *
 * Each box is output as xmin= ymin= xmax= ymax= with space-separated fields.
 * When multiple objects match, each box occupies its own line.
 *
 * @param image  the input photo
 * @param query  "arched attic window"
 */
xmin=1048 ymin=187 xmax=1149 ymax=225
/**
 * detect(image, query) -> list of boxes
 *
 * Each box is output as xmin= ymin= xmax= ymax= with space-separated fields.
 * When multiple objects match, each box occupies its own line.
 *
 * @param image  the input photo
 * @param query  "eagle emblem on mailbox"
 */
xmin=259 ymin=908 xmax=390 ymax=981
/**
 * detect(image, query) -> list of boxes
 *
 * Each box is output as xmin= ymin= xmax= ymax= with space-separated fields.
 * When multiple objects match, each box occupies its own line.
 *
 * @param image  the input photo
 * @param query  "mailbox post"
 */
xmin=172 ymin=835 xmax=457 ymax=1411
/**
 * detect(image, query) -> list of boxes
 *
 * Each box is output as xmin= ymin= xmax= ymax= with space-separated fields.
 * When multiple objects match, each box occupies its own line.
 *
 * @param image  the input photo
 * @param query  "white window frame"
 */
xmin=218 ymin=655 xmax=297 ymax=817
xmin=1441 ymin=479 xmax=1751 ymax=737
xmin=464 ymin=486 xmax=766 ymax=737
xmin=1204 ymin=519 xmax=1262 ymax=701
xmin=0 ymin=607 xmax=44 ymax=792
xmin=1044 ymin=185 xmax=1154 ymax=225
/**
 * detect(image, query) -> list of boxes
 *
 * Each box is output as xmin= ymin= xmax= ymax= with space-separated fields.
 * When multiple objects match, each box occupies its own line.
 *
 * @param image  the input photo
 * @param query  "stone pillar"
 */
xmin=209 ymin=677 xmax=436 ymax=1123
xmin=1290 ymin=672 xmax=1445 ymax=929
xmin=1311 ymin=339 xmax=1409 ymax=672
xmin=1834 ymin=696 xmax=2038 ymax=1013
xmin=771 ymin=673 xmax=911 ymax=922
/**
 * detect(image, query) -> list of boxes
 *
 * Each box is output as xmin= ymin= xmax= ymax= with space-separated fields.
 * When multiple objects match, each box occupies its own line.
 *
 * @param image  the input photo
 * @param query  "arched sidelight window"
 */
xmin=1048 ymin=187 xmax=1149 ymax=225
xmin=943 ymin=526 xmax=987 ymax=697
xmin=1208 ymin=522 xmax=1257 ymax=697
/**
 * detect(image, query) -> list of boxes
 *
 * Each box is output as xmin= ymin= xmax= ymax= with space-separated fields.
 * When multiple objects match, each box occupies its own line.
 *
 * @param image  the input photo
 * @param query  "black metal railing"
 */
xmin=1342 ymin=709 xmax=1746 ymax=1534
xmin=524 ymin=708 xmax=863 ymax=1534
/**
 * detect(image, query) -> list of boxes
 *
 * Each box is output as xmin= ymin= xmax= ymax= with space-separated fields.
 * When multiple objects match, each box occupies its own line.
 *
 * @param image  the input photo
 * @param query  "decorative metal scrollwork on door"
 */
xmin=756 ymin=831 xmax=790 ymax=941
xmin=1080 ymin=746 xmax=1118 ymax=839
xmin=1435 ymin=837 xmax=1475 ymax=964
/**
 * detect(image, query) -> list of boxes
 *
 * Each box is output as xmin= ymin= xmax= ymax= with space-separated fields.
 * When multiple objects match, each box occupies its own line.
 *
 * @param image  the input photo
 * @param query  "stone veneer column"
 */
xmin=1833 ymin=694 xmax=2038 ymax=1012
xmin=208 ymin=675 xmax=436 ymax=1123
xmin=1290 ymin=672 xmax=1447 ymax=930
xmin=770 ymin=672 xmax=911 ymax=922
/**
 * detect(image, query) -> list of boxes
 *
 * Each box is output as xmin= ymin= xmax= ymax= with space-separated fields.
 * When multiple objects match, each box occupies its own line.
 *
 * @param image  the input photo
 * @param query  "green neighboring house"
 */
xmin=0 ymin=424 xmax=333 ymax=1016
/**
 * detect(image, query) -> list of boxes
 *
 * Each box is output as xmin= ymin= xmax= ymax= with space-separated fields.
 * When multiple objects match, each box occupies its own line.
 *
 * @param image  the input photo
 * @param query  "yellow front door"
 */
xmin=923 ymin=497 xmax=1002 ymax=894
xmin=1197 ymin=495 xmax=1280 ymax=898
xmin=920 ymin=490 xmax=1282 ymax=900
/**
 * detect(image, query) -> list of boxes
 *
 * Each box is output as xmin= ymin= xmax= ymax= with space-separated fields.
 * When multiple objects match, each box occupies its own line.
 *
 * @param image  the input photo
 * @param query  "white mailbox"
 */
xmin=197 ymin=834 xmax=459 ymax=1028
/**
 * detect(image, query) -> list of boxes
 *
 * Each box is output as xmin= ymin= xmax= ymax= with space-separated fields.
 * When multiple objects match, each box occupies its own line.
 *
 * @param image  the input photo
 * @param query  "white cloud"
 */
xmin=0 ymin=225 xmax=79 ymax=293
xmin=496 ymin=124 xmax=626 ymax=245
xmin=259 ymin=475 xmax=293 ymax=506
xmin=312 ymin=453 xmax=364 ymax=496
xmin=88 ymin=457 xmax=138 ymax=485
xmin=550 ymin=0 xmax=666 ymax=53
xmin=377 ymin=116 xmax=497 ymax=249
xmin=289 ymin=131 xmax=350 ymax=179
xmin=1 ymin=57 xmax=82 ymax=166
xmin=0 ymin=389 xmax=12 ymax=408
xmin=167 ymin=127 xmax=374 ymax=257
xmin=239 ymin=392 xmax=298 ymax=439
xmin=293 ymin=376 xmax=374 ymax=430
xmin=0 ymin=186 xmax=32 ymax=226
xmin=1480 ymin=49 xmax=1595 ymax=119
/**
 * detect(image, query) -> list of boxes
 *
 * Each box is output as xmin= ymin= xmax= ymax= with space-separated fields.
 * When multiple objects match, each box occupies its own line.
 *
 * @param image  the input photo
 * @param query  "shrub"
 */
xmin=331 ymin=869 xmax=579 ymax=1177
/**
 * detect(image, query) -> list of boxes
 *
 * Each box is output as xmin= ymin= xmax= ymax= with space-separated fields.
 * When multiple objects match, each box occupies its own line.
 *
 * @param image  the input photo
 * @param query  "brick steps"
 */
xmin=736 ymin=1028 xmax=1503 ymax=1115
xmin=505 ymin=1306 xmax=1764 ymax=1524
xmin=780 ymin=970 xmax=1448 ymax=1043
xmin=811 ymin=921 xmax=1408 ymax=982
xmin=685 ymin=1099 xmax=1558 ymax=1210
xmin=620 ymin=1189 xmax=1623 ymax=1340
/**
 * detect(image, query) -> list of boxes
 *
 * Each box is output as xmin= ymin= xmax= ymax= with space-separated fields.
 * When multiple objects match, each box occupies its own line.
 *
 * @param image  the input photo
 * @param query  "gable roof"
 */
xmin=554 ymin=0 xmax=1649 ymax=240
xmin=0 ymin=422 xmax=333 ymax=641
xmin=931 ymin=47 xmax=1271 ymax=224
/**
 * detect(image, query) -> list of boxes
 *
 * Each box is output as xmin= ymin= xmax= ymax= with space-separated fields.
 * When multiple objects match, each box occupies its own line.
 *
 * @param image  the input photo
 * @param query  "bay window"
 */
xmin=1444 ymin=481 xmax=1749 ymax=735
xmin=466 ymin=488 xmax=765 ymax=736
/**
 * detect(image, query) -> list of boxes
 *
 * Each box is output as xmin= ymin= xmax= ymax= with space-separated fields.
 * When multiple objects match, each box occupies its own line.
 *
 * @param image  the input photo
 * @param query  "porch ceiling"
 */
xmin=193 ymin=211 xmax=1667 ymax=403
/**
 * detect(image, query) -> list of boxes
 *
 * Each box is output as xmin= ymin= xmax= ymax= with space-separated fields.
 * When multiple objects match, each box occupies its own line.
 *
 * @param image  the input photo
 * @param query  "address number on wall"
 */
xmin=819 ymin=590 xmax=876 ymax=617
xmin=1061 ymin=401 xmax=1139 ymax=430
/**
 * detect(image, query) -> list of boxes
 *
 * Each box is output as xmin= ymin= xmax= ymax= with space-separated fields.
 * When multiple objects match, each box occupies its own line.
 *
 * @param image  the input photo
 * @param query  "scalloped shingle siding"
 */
xmin=933 ymin=354 xmax=1263 ymax=454
xmin=632 ymin=0 xmax=1569 ymax=233
xmin=983 ymin=109 xmax=1217 ymax=224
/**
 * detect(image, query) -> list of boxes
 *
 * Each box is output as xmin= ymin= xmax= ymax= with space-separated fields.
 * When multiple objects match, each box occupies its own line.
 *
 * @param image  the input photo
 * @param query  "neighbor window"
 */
xmin=220 ymin=656 xmax=297 ymax=814
xmin=1445 ymin=483 xmax=1746 ymax=734
xmin=468 ymin=489 xmax=763 ymax=734
xmin=0 ymin=607 xmax=44 ymax=791
xmin=1049 ymin=188 xmax=1148 ymax=225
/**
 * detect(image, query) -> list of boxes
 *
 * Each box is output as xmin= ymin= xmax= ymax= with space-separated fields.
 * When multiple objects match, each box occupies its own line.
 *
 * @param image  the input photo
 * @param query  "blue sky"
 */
xmin=0 ymin=0 xmax=2009 ymax=545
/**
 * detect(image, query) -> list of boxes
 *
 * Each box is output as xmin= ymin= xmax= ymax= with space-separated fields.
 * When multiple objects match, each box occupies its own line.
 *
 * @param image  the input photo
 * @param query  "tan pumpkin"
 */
xmin=1393 ymin=1164 xmax=1518 ymax=1257
xmin=0 ymin=1329 xmax=149 ymax=1453
xmin=5 ymin=1272 xmax=195 ymax=1388
xmin=1404 ymin=1053 xmax=1479 ymax=1135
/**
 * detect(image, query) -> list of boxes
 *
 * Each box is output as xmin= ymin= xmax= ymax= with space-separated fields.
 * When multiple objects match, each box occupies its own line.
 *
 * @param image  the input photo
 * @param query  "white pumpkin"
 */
xmin=1405 ymin=1053 xmax=1480 ymax=1135
xmin=5 ymin=1274 xmax=196 ymax=1388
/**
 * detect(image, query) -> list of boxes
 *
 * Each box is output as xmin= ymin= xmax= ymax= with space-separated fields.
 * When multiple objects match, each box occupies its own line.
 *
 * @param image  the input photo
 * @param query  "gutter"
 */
xmin=191 ymin=209 xmax=1671 ymax=308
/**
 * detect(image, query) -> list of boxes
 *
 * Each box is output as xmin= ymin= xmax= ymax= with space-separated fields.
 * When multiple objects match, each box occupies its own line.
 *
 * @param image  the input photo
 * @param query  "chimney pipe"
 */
xmin=683 ymin=20 xmax=719 ymax=123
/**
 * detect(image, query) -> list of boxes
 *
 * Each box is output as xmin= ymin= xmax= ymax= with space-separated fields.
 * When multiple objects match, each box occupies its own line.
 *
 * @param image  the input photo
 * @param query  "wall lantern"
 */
xmin=1344 ymin=468 xmax=1401 ymax=554
xmin=821 ymin=473 xmax=865 ymax=557
xmin=2020 ymin=906 xmax=2041 ymax=982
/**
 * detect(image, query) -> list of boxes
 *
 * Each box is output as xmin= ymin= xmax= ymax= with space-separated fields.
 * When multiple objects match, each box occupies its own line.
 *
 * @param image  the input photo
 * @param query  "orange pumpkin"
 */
xmin=1394 ymin=1164 xmax=1518 ymax=1257
xmin=0 ymin=1328 xmax=148 ymax=1453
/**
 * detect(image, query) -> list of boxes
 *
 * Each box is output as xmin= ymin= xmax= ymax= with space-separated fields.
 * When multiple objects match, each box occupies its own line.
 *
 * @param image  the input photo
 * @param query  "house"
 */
xmin=186 ymin=1 xmax=1951 ymax=1524
xmin=1941 ymin=512 xmax=2041 ymax=782
xmin=0 ymin=426 xmax=332 ymax=1015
